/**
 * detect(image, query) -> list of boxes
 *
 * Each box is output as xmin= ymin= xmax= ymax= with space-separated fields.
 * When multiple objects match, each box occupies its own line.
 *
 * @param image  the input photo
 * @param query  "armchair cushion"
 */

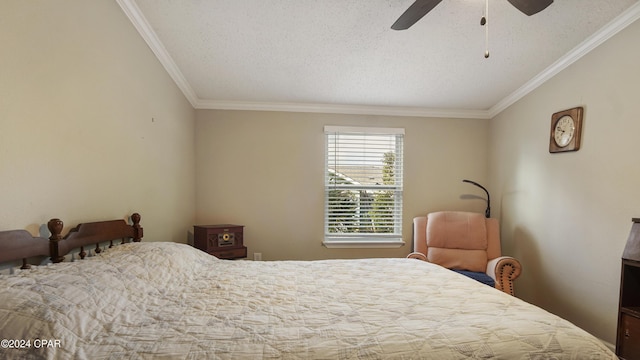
xmin=426 ymin=211 xmax=487 ymax=249
xmin=425 ymin=212 xmax=488 ymax=272
xmin=427 ymin=248 xmax=487 ymax=272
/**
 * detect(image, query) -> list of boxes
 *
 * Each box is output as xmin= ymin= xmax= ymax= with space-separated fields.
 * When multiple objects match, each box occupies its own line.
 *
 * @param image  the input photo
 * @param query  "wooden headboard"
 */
xmin=0 ymin=213 xmax=142 ymax=266
xmin=49 ymin=213 xmax=143 ymax=263
xmin=0 ymin=229 xmax=49 ymax=269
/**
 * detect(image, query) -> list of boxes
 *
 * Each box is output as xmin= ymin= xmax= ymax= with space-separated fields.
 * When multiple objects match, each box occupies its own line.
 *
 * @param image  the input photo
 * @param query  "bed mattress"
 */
xmin=0 ymin=242 xmax=616 ymax=359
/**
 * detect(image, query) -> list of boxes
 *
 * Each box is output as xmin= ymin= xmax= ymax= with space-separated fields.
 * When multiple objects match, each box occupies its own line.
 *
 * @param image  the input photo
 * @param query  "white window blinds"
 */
xmin=324 ymin=126 xmax=404 ymax=246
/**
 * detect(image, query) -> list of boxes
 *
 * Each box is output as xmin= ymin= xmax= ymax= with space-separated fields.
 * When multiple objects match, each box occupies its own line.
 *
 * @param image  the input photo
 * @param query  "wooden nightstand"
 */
xmin=193 ymin=224 xmax=247 ymax=259
xmin=617 ymin=218 xmax=640 ymax=359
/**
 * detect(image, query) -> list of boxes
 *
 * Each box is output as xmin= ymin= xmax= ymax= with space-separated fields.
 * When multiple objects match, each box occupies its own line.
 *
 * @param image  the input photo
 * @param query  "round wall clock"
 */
xmin=549 ymin=107 xmax=584 ymax=153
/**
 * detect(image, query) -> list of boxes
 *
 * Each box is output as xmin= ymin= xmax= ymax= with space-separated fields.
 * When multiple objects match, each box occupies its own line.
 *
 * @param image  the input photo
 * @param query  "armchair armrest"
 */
xmin=486 ymin=256 xmax=522 ymax=296
xmin=407 ymin=252 xmax=427 ymax=261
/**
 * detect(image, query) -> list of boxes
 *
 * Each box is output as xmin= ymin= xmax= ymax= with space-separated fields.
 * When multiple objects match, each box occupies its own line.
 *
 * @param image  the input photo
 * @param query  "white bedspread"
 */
xmin=0 ymin=242 xmax=616 ymax=359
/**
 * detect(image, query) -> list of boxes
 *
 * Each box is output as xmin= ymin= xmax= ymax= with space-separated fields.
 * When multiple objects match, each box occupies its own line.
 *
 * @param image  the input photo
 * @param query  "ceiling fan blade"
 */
xmin=391 ymin=0 xmax=443 ymax=30
xmin=507 ymin=0 xmax=553 ymax=16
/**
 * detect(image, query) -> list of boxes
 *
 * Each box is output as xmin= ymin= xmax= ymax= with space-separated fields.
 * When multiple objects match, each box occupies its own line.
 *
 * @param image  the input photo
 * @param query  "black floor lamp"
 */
xmin=463 ymin=179 xmax=491 ymax=218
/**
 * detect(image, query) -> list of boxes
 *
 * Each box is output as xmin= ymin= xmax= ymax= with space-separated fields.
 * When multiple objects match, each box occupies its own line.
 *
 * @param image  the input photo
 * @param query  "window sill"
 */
xmin=322 ymin=238 xmax=405 ymax=249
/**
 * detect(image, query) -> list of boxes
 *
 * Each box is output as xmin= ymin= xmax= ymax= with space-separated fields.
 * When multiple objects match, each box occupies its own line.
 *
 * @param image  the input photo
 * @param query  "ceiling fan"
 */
xmin=391 ymin=0 xmax=553 ymax=30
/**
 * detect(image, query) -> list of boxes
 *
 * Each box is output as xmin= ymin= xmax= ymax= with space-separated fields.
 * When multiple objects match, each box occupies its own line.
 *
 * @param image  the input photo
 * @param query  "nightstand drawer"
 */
xmin=619 ymin=313 xmax=640 ymax=359
xmin=210 ymin=247 xmax=248 ymax=260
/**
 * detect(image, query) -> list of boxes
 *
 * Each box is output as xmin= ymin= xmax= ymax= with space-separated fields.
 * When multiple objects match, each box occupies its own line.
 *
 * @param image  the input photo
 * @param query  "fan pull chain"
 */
xmin=481 ymin=0 xmax=489 ymax=58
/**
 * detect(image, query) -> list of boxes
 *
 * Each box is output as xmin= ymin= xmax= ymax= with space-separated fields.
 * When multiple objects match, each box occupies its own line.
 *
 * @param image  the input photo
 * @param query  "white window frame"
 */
xmin=323 ymin=126 xmax=404 ymax=249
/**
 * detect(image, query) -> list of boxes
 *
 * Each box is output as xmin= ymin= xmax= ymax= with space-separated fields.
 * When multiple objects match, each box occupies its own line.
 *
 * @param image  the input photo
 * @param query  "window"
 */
xmin=324 ymin=126 xmax=404 ymax=248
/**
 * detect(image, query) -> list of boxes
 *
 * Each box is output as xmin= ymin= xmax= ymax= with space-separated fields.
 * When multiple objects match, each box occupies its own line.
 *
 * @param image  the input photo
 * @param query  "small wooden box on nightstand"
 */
xmin=193 ymin=224 xmax=247 ymax=259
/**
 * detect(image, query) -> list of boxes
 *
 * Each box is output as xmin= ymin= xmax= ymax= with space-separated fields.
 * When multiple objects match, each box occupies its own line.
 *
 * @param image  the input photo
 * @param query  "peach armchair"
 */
xmin=408 ymin=211 xmax=522 ymax=295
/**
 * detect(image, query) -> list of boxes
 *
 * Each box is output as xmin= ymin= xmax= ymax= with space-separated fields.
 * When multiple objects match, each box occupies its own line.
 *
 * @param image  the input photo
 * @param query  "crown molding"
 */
xmin=489 ymin=1 xmax=640 ymax=118
xmin=116 ymin=0 xmax=199 ymax=108
xmin=195 ymin=99 xmax=490 ymax=119
xmin=118 ymin=0 xmax=640 ymax=120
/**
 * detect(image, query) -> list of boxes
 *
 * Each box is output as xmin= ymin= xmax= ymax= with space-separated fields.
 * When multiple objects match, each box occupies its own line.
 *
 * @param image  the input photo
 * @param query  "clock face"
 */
xmin=553 ymin=115 xmax=575 ymax=147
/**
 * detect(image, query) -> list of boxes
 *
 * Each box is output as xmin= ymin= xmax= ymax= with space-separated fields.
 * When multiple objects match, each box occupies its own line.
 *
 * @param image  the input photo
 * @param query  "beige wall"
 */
xmin=0 ymin=1 xmax=196 ymax=242
xmin=196 ymin=110 xmax=489 ymax=260
xmin=489 ymin=18 xmax=640 ymax=344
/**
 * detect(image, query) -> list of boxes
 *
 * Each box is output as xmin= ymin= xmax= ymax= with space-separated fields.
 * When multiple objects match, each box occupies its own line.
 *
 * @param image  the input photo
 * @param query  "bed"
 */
xmin=0 ymin=214 xmax=616 ymax=359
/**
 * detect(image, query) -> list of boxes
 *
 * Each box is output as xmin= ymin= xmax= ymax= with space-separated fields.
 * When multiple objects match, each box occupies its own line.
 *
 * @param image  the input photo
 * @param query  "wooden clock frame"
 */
xmin=549 ymin=106 xmax=584 ymax=153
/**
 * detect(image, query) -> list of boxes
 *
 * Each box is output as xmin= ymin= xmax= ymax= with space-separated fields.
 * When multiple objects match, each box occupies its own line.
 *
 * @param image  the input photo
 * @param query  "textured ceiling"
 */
xmin=119 ymin=0 xmax=640 ymax=118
